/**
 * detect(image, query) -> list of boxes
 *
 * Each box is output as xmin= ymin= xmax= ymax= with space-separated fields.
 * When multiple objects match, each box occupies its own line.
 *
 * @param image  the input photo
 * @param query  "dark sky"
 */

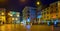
xmin=8 ymin=0 xmax=36 ymax=12
xmin=40 ymin=0 xmax=57 ymax=5
xmin=0 ymin=0 xmax=58 ymax=13
xmin=8 ymin=0 xmax=57 ymax=12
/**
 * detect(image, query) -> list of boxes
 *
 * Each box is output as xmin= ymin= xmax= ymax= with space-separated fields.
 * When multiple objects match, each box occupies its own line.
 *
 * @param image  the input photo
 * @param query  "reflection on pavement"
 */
xmin=26 ymin=25 xmax=31 ymax=31
xmin=26 ymin=25 xmax=31 ymax=29
xmin=0 ymin=24 xmax=53 ymax=31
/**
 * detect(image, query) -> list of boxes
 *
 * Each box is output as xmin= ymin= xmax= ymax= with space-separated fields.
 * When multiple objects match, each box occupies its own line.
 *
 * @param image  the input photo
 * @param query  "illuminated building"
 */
xmin=22 ymin=6 xmax=36 ymax=24
xmin=0 ymin=8 xmax=6 ymax=24
xmin=7 ymin=11 xmax=20 ymax=24
xmin=38 ymin=1 xmax=60 ymax=23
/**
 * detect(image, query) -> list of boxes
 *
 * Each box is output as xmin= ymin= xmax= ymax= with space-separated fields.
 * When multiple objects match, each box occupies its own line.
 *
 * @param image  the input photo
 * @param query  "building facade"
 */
xmin=0 ymin=8 xmax=6 ymax=24
xmin=0 ymin=8 xmax=20 ymax=24
xmin=7 ymin=11 xmax=20 ymax=24
xmin=40 ymin=1 xmax=60 ymax=23
xmin=22 ymin=7 xmax=36 ymax=24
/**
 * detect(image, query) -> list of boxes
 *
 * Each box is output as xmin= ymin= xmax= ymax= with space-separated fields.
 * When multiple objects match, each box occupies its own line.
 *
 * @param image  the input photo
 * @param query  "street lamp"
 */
xmin=36 ymin=1 xmax=41 ymax=24
xmin=37 ymin=1 xmax=40 ymax=5
xmin=36 ymin=1 xmax=40 ymax=6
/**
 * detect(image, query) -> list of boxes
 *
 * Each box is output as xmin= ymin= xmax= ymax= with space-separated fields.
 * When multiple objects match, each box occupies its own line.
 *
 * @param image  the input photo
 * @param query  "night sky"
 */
xmin=0 ymin=0 xmax=58 ymax=13
xmin=0 ymin=0 xmax=58 ymax=21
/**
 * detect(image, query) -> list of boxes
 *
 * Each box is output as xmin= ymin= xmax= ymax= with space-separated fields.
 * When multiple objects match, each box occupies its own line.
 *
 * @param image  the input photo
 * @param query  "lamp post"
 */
xmin=36 ymin=0 xmax=41 ymax=24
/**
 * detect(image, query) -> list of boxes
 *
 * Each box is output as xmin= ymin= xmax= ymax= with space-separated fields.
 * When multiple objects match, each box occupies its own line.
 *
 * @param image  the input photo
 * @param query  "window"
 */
xmin=56 ymin=8 xmax=58 ymax=13
xmin=28 ymin=14 xmax=29 ymax=16
xmin=12 ymin=18 xmax=15 ymax=20
xmin=44 ymin=16 xmax=46 ymax=18
xmin=44 ymin=12 xmax=46 ymax=15
xmin=50 ymin=9 xmax=53 ymax=14
xmin=58 ymin=18 xmax=60 ymax=20
xmin=47 ymin=12 xmax=49 ymax=14
xmin=56 ymin=3 xmax=57 ymax=7
xmin=42 ymin=9 xmax=45 ymax=12
xmin=47 ymin=16 xmax=49 ymax=18
xmin=56 ymin=14 xmax=58 ymax=17
xmin=47 ymin=8 xmax=49 ymax=10
xmin=27 ymin=13 xmax=29 ymax=15
xmin=17 ymin=14 xmax=20 ymax=17
xmin=15 ymin=18 xmax=18 ymax=20
xmin=1 ymin=12 xmax=4 ymax=15
xmin=27 ymin=11 xmax=30 ymax=13
xmin=51 ymin=6 xmax=53 ymax=8
xmin=56 ymin=8 xmax=58 ymax=11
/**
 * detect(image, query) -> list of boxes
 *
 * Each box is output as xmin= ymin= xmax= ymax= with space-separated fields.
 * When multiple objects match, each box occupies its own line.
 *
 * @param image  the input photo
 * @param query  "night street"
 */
xmin=0 ymin=24 xmax=53 ymax=31
xmin=0 ymin=0 xmax=60 ymax=31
